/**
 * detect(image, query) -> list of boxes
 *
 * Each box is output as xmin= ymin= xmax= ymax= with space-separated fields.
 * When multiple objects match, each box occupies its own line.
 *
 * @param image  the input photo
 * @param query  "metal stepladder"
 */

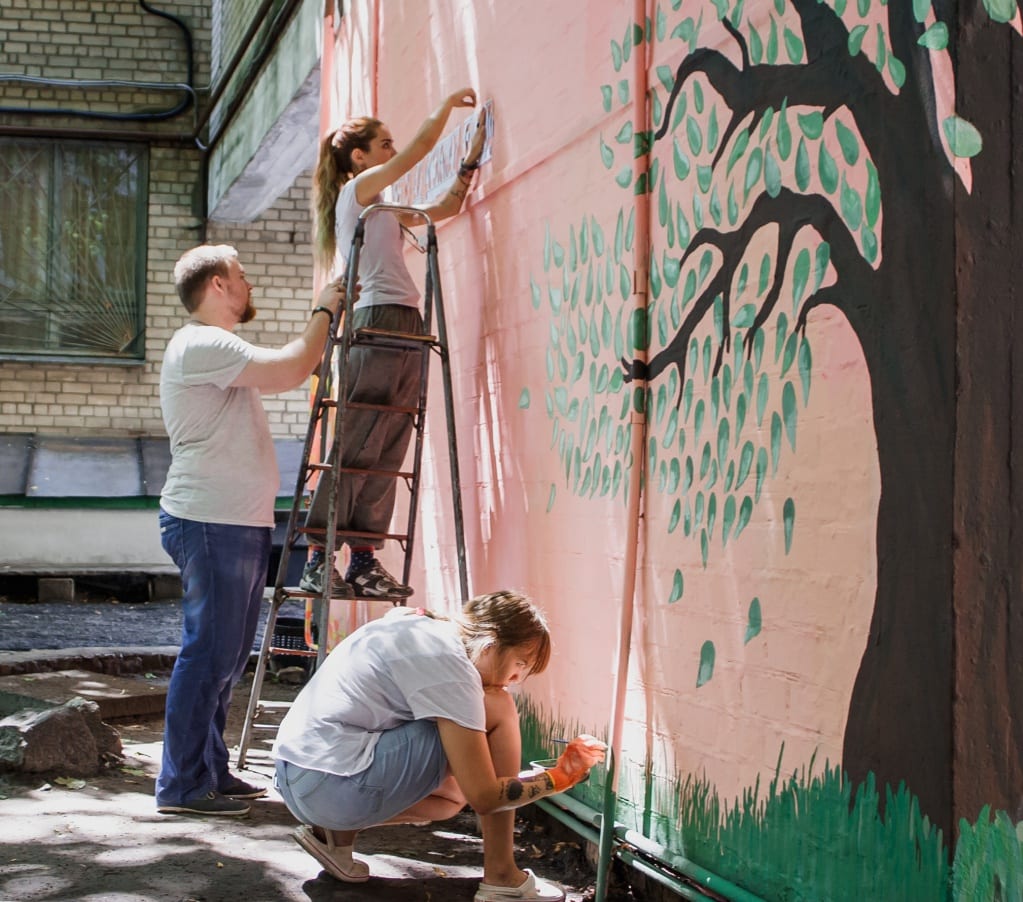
xmin=236 ymin=204 xmax=470 ymax=767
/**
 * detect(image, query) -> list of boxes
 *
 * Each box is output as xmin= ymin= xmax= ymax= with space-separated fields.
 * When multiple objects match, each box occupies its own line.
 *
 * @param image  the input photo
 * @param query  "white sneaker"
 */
xmin=474 ymin=869 xmax=565 ymax=901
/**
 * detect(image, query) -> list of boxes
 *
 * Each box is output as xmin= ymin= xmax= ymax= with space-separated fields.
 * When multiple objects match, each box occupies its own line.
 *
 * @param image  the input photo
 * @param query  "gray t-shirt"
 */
xmin=159 ymin=322 xmax=279 ymax=527
xmin=333 ymin=179 xmax=420 ymax=309
xmin=274 ymin=609 xmax=486 ymax=776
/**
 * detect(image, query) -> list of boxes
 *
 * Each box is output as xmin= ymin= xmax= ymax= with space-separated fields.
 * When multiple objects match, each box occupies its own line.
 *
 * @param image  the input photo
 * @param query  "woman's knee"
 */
xmin=483 ymin=686 xmax=519 ymax=730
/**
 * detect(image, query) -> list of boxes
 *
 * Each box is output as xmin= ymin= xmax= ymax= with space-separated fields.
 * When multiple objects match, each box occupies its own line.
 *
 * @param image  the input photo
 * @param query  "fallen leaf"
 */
xmin=54 ymin=777 xmax=87 ymax=790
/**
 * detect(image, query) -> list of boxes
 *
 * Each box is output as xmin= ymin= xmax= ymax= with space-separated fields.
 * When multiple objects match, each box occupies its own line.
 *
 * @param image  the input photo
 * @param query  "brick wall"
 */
xmin=0 ymin=0 xmax=318 ymax=441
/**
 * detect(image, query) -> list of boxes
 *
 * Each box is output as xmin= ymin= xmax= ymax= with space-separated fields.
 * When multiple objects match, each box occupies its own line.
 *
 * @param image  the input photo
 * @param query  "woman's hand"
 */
xmin=547 ymin=734 xmax=607 ymax=791
xmin=463 ymin=110 xmax=487 ymax=168
xmin=448 ymin=87 xmax=478 ymax=109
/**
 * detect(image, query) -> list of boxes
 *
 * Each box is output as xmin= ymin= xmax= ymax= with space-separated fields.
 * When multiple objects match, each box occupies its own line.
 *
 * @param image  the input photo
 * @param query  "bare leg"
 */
xmin=479 ymin=686 xmax=528 ymax=887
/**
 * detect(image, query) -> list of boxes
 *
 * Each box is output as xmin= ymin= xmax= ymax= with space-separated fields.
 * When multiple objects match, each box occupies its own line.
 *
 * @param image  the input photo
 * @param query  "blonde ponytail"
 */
xmin=311 ymin=117 xmax=383 ymax=274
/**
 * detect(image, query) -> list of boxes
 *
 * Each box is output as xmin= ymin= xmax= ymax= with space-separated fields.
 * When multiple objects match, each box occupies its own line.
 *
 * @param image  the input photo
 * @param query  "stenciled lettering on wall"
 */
xmin=390 ymin=101 xmax=494 ymax=207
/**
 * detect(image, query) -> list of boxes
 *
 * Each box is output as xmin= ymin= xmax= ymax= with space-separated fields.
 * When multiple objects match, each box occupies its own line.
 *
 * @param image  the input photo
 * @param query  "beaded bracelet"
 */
xmin=311 ymin=305 xmax=333 ymax=320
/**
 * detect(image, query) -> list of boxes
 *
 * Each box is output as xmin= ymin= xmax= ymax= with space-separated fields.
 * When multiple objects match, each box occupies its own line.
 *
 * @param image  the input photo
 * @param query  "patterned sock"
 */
xmin=348 ymin=547 xmax=375 ymax=576
xmin=306 ymin=548 xmax=324 ymax=567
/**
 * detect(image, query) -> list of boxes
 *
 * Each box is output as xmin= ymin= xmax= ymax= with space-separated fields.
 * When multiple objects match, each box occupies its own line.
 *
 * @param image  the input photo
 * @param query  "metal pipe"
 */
xmin=540 ymin=794 xmax=768 ymax=902
xmin=595 ymin=0 xmax=653 ymax=898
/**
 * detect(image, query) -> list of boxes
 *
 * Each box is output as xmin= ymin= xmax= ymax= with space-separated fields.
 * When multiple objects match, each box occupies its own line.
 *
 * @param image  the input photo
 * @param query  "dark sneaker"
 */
xmin=157 ymin=791 xmax=250 ymax=816
xmin=299 ymin=557 xmax=354 ymax=598
xmin=219 ymin=774 xmax=268 ymax=799
xmin=347 ymin=560 xmax=413 ymax=598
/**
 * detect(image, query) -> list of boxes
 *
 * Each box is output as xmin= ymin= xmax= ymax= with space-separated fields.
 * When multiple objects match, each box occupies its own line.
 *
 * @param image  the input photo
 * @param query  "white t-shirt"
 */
xmin=274 ymin=609 xmax=486 ymax=776
xmin=159 ymin=322 xmax=279 ymax=527
xmin=333 ymin=179 xmax=420 ymax=309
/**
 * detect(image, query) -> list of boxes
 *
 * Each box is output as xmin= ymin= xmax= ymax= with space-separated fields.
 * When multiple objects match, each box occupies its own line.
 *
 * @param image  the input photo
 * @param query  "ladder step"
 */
xmin=352 ymin=327 xmax=438 ymax=348
xmin=303 ymin=463 xmax=415 ymax=480
xmin=254 ymin=699 xmax=293 ymax=710
xmin=299 ymin=527 xmax=409 ymax=543
xmin=321 ymin=399 xmax=421 ymax=416
xmin=268 ymin=646 xmax=318 ymax=658
xmin=281 ymin=585 xmax=407 ymax=602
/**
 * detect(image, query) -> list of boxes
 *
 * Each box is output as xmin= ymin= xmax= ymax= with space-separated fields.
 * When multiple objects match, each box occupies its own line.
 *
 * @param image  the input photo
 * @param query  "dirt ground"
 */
xmin=0 ymin=668 xmax=637 ymax=902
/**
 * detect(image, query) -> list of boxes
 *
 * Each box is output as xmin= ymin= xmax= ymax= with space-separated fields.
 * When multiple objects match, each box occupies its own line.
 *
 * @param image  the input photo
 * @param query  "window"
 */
xmin=0 ymin=139 xmax=149 ymax=361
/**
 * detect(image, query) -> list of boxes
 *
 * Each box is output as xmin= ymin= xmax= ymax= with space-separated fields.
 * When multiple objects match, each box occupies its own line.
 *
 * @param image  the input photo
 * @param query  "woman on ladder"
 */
xmin=301 ymin=87 xmax=487 ymax=600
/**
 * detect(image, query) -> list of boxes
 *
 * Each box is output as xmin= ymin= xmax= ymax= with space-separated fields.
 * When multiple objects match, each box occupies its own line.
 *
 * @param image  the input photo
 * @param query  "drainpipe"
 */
xmin=594 ymin=1 xmax=651 ymax=900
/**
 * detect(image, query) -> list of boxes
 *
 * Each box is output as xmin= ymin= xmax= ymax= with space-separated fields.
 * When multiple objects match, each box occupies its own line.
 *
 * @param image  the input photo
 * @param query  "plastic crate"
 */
xmin=270 ymin=615 xmax=315 ymax=657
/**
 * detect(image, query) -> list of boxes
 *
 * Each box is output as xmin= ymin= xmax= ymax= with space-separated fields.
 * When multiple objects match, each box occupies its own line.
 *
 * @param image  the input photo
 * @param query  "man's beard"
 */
xmin=239 ymin=301 xmax=257 ymax=324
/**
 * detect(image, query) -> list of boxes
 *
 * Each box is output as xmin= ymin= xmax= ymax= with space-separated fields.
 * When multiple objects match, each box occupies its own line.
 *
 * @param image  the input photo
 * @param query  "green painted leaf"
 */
xmin=707 ymin=107 xmax=720 ymax=154
xmin=743 ymin=19 xmax=761 ymax=62
xmin=697 ymin=164 xmax=713 ymax=193
xmin=611 ymin=40 xmax=623 ymax=72
xmin=798 ymin=336 xmax=812 ymax=403
xmin=706 ymin=493 xmax=717 ymax=540
xmin=619 ymin=79 xmax=630 ymax=105
xmin=727 ymin=184 xmax=739 ymax=225
xmin=764 ymin=148 xmax=781 ymax=198
xmin=913 ymin=0 xmax=932 ymax=20
xmin=687 ymin=117 xmax=704 ymax=155
xmin=783 ymin=26 xmax=803 ymax=63
xmin=888 ymin=55 xmax=906 ymax=89
xmin=616 ymin=167 xmax=632 ymax=188
xmin=546 ymin=483 xmax=557 ymax=512
xmin=918 ymin=22 xmax=948 ymax=49
xmin=755 ymin=447 xmax=767 ymax=500
xmin=697 ymin=640 xmax=715 ymax=686
xmin=732 ymin=303 xmax=756 ymax=328
xmin=943 ymin=116 xmax=983 ymax=158
xmin=518 ymin=388 xmax=530 ymax=409
xmin=744 ymin=147 xmax=763 ymax=201
xmin=601 ymin=85 xmax=613 ymax=112
xmin=783 ymin=497 xmax=795 ymax=552
xmin=663 ymin=252 xmax=681 ymax=288
xmin=782 ymin=381 xmax=797 ymax=450
xmin=758 ymin=252 xmax=772 ymax=296
xmin=797 ymin=111 xmax=824 ymax=139
xmin=865 ymin=161 xmax=881 ymax=227
xmin=983 ymin=0 xmax=1017 ymax=23
xmin=781 ymin=331 xmax=798 ymax=377
xmin=694 ymin=80 xmax=705 ymax=114
xmin=813 ymin=241 xmax=831 ymax=291
xmin=668 ymin=569 xmax=684 ymax=603
xmin=727 ymin=129 xmax=750 ymax=176
xmin=767 ymin=16 xmax=778 ymax=64
xmin=744 ymin=597 xmax=761 ymax=642
xmin=861 ymin=225 xmax=879 ymax=263
xmin=835 ymin=120 xmax=860 ymax=165
xmin=770 ymin=411 xmax=782 ymax=474
xmin=848 ymin=24 xmax=868 ymax=56
xmin=736 ymin=440 xmax=754 ymax=487
xmin=792 ymin=247 xmax=810 ymax=307
xmin=530 ymin=277 xmax=542 ymax=309
xmin=709 ymin=187 xmax=722 ymax=226
xmin=841 ymin=175 xmax=863 ymax=229
xmin=818 ymin=143 xmax=839 ymax=193
xmin=795 ymin=138 xmax=811 ymax=191
xmin=717 ymin=418 xmax=730 ymax=468
xmin=722 ymin=494 xmax=736 ymax=545
xmin=735 ymin=392 xmax=747 ymax=438
xmin=668 ymin=498 xmax=682 ymax=533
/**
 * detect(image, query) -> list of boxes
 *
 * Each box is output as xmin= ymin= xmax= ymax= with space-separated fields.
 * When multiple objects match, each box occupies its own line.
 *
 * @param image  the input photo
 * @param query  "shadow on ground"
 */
xmin=0 ymin=670 xmax=622 ymax=902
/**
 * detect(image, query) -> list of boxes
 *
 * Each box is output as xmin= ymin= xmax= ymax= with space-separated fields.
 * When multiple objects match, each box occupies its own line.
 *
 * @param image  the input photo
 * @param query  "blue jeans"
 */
xmin=156 ymin=510 xmax=271 ymax=806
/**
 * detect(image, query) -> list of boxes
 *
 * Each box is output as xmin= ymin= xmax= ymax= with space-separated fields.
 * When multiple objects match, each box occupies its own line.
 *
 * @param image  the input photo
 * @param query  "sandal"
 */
xmin=292 ymin=824 xmax=370 ymax=883
xmin=474 ymin=868 xmax=565 ymax=901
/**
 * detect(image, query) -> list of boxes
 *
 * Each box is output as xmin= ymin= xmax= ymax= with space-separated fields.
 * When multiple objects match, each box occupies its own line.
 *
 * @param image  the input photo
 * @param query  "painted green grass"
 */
xmin=953 ymin=806 xmax=1023 ymax=901
xmin=519 ymin=700 xmax=952 ymax=900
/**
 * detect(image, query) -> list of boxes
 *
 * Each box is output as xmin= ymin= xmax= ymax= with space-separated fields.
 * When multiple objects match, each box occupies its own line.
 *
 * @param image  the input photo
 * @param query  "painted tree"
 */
xmin=534 ymin=0 xmax=1021 ymax=836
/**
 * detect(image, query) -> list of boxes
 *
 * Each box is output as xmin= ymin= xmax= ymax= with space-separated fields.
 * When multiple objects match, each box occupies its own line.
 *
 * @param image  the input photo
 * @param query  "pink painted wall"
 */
xmin=323 ymin=0 xmax=880 ymax=808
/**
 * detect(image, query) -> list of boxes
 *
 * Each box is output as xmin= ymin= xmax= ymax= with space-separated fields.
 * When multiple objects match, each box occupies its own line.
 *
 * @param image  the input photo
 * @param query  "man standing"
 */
xmin=156 ymin=244 xmax=345 ymax=816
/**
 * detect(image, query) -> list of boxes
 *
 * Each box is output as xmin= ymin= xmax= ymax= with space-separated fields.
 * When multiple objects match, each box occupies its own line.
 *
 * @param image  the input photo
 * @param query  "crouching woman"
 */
xmin=273 ymin=590 xmax=605 ymax=902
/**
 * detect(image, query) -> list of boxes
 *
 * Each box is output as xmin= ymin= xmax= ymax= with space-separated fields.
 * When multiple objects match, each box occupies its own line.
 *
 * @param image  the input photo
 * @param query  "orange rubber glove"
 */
xmin=545 ymin=734 xmax=607 ymax=792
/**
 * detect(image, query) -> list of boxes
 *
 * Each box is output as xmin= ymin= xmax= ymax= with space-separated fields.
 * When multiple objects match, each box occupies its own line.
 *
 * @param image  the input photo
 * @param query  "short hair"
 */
xmin=173 ymin=244 xmax=238 ymax=312
xmin=459 ymin=590 xmax=553 ymax=676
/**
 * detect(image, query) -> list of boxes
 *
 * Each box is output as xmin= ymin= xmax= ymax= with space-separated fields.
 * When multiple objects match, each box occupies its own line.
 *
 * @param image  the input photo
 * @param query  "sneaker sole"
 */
xmin=222 ymin=789 xmax=268 ymax=800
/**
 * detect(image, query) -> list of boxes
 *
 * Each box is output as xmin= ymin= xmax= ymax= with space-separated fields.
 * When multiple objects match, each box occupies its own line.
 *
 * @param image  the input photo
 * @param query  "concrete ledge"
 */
xmin=0 ymin=646 xmax=180 ymax=678
xmin=0 ymin=668 xmax=170 ymax=720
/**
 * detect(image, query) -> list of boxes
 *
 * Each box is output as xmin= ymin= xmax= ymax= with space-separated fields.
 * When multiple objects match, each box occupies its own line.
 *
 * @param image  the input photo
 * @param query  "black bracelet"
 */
xmin=311 ymin=305 xmax=333 ymax=320
xmin=459 ymin=157 xmax=481 ymax=171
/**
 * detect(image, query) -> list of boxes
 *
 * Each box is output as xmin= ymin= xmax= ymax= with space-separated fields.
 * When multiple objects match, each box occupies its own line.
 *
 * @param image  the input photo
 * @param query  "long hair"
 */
xmin=312 ymin=117 xmax=382 ymax=273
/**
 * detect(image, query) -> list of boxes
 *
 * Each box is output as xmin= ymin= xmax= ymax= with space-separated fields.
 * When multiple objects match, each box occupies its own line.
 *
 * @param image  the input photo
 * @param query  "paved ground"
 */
xmin=0 ymin=600 xmax=639 ymax=902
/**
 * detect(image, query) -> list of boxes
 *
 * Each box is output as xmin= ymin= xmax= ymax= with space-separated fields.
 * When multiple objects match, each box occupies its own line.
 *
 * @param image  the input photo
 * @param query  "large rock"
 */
xmin=0 ymin=695 xmax=121 ymax=776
